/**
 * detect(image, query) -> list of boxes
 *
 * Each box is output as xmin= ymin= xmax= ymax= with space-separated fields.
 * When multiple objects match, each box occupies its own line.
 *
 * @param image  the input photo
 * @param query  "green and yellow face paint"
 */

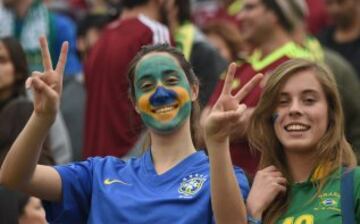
xmin=134 ymin=53 xmax=192 ymax=133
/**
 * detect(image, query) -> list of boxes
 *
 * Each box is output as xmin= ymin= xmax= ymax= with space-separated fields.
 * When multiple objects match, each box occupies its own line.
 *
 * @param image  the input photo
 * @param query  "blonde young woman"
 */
xmin=204 ymin=58 xmax=360 ymax=224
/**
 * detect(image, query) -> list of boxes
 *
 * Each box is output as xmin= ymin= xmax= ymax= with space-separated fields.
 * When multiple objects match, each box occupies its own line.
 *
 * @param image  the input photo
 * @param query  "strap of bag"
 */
xmin=341 ymin=168 xmax=355 ymax=224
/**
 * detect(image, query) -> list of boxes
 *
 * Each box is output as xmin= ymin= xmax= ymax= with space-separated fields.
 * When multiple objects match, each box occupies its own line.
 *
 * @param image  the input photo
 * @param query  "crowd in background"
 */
xmin=0 ymin=0 xmax=360 ymax=222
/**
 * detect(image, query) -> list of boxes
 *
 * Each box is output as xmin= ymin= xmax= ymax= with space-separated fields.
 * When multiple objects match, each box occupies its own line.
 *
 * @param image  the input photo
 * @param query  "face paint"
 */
xmin=134 ymin=53 xmax=192 ymax=133
xmin=272 ymin=112 xmax=279 ymax=123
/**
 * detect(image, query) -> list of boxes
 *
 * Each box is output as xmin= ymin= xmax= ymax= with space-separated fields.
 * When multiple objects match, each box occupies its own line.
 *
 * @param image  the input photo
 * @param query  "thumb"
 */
xmin=30 ymin=77 xmax=58 ymax=100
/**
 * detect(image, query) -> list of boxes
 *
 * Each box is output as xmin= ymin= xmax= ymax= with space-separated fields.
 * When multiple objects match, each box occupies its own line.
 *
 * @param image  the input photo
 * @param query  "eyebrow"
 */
xmin=279 ymin=89 xmax=320 ymax=96
xmin=135 ymin=74 xmax=154 ymax=84
xmin=163 ymin=70 xmax=178 ymax=75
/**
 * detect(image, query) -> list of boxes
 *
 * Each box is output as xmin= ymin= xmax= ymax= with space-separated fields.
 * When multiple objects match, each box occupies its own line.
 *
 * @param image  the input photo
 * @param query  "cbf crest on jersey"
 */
xmin=178 ymin=174 xmax=207 ymax=198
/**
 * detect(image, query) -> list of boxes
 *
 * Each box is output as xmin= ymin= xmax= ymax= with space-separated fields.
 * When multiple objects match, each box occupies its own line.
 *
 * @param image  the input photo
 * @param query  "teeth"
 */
xmin=285 ymin=124 xmax=309 ymax=131
xmin=155 ymin=106 xmax=175 ymax=114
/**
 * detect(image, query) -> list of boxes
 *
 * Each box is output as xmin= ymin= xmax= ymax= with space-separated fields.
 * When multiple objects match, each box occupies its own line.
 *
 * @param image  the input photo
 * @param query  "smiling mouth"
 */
xmin=152 ymin=103 xmax=179 ymax=114
xmin=284 ymin=123 xmax=311 ymax=132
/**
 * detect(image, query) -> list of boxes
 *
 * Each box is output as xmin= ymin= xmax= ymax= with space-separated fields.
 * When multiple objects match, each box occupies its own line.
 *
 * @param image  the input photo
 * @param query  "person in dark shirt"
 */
xmin=318 ymin=0 xmax=360 ymax=78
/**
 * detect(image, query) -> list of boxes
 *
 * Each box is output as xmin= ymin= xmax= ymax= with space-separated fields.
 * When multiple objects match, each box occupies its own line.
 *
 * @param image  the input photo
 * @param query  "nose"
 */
xmin=150 ymin=86 xmax=177 ymax=107
xmin=288 ymin=100 xmax=302 ymax=116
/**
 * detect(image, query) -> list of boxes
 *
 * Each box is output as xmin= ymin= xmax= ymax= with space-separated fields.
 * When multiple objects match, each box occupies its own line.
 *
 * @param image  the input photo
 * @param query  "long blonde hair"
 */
xmin=247 ymin=58 xmax=357 ymax=223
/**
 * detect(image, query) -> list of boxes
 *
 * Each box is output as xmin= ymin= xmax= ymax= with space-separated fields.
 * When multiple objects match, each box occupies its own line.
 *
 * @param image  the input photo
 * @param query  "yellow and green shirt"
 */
xmin=277 ymin=167 xmax=360 ymax=224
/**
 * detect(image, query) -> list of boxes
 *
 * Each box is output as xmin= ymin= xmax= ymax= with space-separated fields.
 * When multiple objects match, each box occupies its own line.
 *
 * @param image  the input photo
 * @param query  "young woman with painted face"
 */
xmin=0 ymin=37 xmax=260 ymax=223
xmin=204 ymin=58 xmax=360 ymax=223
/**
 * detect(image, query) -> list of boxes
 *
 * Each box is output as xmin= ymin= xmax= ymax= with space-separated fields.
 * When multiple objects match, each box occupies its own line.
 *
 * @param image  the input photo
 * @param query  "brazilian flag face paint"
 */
xmin=134 ymin=54 xmax=192 ymax=133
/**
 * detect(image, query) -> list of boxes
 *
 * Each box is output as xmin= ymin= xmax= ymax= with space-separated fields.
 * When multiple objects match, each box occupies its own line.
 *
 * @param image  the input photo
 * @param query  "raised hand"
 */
xmin=203 ymin=63 xmax=263 ymax=143
xmin=246 ymin=166 xmax=287 ymax=219
xmin=26 ymin=36 xmax=68 ymax=118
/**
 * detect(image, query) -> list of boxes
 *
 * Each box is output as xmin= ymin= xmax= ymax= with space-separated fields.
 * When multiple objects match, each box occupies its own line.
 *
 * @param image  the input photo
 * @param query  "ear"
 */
xmin=130 ymin=96 xmax=141 ymax=114
xmin=134 ymin=105 xmax=141 ymax=114
xmin=190 ymin=84 xmax=199 ymax=101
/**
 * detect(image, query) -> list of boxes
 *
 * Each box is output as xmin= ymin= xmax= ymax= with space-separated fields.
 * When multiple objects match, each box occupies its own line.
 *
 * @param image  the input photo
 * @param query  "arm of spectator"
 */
xmin=203 ymin=62 xmax=263 ymax=224
xmin=0 ymin=37 xmax=68 ymax=202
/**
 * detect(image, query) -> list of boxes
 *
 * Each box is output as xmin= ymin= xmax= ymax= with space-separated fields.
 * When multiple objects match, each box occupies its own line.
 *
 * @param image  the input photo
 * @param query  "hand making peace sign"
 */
xmin=26 ymin=37 xmax=68 ymax=118
xmin=203 ymin=63 xmax=263 ymax=143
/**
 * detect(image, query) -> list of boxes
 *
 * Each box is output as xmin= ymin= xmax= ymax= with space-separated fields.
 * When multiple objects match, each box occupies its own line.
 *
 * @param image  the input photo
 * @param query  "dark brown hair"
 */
xmin=1 ymin=37 xmax=28 ymax=97
xmin=127 ymin=44 xmax=201 ymax=148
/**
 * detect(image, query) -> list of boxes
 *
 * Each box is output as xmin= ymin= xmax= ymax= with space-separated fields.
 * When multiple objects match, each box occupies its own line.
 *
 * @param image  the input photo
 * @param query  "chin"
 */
xmin=283 ymin=142 xmax=316 ymax=154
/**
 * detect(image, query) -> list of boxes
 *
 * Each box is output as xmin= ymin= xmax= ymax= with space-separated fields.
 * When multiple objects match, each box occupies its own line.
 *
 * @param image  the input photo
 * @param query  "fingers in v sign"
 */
xmin=205 ymin=62 xmax=263 ymax=142
xmin=26 ymin=36 xmax=68 ymax=116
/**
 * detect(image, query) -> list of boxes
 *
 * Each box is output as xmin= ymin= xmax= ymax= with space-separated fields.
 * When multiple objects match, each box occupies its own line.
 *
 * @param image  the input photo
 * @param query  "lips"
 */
xmin=284 ymin=123 xmax=311 ymax=132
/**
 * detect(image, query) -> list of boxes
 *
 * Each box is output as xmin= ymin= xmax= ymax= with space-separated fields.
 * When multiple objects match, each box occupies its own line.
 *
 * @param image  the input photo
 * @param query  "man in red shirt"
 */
xmin=204 ymin=0 xmax=312 ymax=177
xmin=84 ymin=0 xmax=171 ymax=158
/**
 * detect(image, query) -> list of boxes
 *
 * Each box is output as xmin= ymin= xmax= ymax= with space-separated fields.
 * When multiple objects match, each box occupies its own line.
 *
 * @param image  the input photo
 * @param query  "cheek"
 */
xmin=315 ymin=106 xmax=329 ymax=133
xmin=137 ymin=93 xmax=152 ymax=113
xmin=0 ymin=64 xmax=15 ymax=86
xmin=272 ymin=110 xmax=287 ymax=139
xmin=171 ymin=86 xmax=190 ymax=104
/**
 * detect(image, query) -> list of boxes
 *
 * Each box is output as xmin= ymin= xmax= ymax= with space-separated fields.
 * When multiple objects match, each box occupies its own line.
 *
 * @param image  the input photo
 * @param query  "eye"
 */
xmin=278 ymin=97 xmax=289 ymax=106
xmin=139 ymin=80 xmax=154 ymax=92
xmin=304 ymin=97 xmax=316 ymax=105
xmin=164 ymin=75 xmax=179 ymax=86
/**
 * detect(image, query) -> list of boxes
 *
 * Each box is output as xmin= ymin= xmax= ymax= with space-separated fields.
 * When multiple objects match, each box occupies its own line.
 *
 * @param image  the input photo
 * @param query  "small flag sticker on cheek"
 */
xmin=272 ymin=112 xmax=279 ymax=123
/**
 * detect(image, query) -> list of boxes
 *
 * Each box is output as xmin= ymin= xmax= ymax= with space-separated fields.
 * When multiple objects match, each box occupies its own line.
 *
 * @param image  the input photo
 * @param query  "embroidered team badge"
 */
xmin=178 ymin=174 xmax=207 ymax=198
xmin=314 ymin=192 xmax=340 ymax=212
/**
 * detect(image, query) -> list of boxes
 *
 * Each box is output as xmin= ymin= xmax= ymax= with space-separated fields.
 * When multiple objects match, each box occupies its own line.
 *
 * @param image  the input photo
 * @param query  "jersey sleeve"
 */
xmin=234 ymin=167 xmax=250 ymax=199
xmin=354 ymin=167 xmax=360 ymax=222
xmin=44 ymin=158 xmax=97 ymax=223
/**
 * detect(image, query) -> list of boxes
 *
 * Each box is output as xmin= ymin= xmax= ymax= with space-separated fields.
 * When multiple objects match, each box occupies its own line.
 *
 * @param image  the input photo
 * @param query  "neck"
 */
xmin=257 ymin=28 xmax=291 ymax=57
xmin=292 ymin=25 xmax=308 ymax=46
xmin=334 ymin=15 xmax=360 ymax=43
xmin=285 ymin=150 xmax=316 ymax=183
xmin=149 ymin=119 xmax=196 ymax=175
xmin=0 ymin=89 xmax=13 ymax=102
xmin=121 ymin=4 xmax=159 ymax=21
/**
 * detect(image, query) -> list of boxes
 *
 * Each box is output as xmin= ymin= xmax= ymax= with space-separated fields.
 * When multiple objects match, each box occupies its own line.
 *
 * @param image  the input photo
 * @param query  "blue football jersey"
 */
xmin=44 ymin=150 xmax=249 ymax=223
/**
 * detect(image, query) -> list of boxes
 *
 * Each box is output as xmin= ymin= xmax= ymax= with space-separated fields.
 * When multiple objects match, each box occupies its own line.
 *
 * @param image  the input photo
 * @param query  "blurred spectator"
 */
xmin=0 ymin=1 xmax=84 ymax=161
xmin=0 ymin=189 xmax=47 ymax=224
xmin=0 ymin=0 xmax=82 ymax=76
xmin=18 ymin=195 xmax=47 ymax=224
xmin=191 ymin=0 xmax=240 ymax=28
xmin=290 ymin=0 xmax=360 ymax=159
xmin=318 ymin=0 xmax=360 ymax=78
xmin=304 ymin=0 xmax=330 ymax=35
xmin=77 ymin=13 xmax=112 ymax=60
xmin=0 ymin=36 xmax=71 ymax=165
xmin=60 ymin=13 xmax=113 ymax=161
xmin=169 ymin=0 xmax=228 ymax=107
xmin=202 ymin=20 xmax=246 ymax=62
xmin=0 ymin=37 xmax=55 ymax=165
xmin=204 ymin=0 xmax=313 ymax=177
xmin=0 ymin=37 xmax=53 ymax=224
xmin=83 ymin=0 xmax=171 ymax=158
